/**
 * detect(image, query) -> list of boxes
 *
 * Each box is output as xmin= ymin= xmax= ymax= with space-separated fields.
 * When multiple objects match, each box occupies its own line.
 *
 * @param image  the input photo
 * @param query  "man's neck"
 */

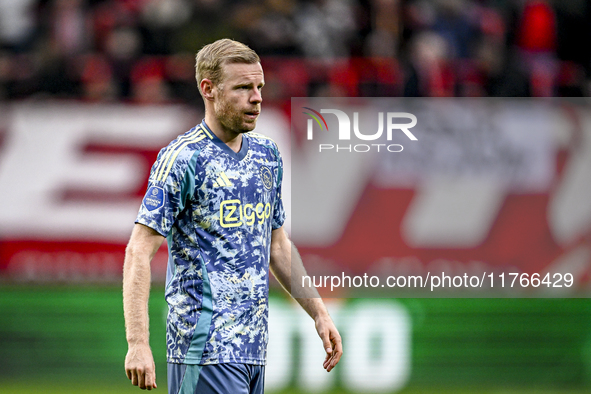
xmin=204 ymin=114 xmax=243 ymax=153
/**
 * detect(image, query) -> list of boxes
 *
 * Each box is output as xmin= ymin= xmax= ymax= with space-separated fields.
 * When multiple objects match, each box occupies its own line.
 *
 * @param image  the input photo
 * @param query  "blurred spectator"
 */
xmin=105 ymin=26 xmax=142 ymax=98
xmin=139 ymin=0 xmax=192 ymax=54
xmin=233 ymin=0 xmax=301 ymax=56
xmin=464 ymin=4 xmax=531 ymax=97
xmin=0 ymin=0 xmax=37 ymax=52
xmin=130 ymin=56 xmax=169 ymax=104
xmin=404 ymin=31 xmax=455 ymax=96
xmin=515 ymin=0 xmax=558 ymax=96
xmin=554 ymin=0 xmax=591 ymax=88
xmin=431 ymin=0 xmax=479 ymax=59
xmin=0 ymin=0 xmax=589 ymax=103
xmin=165 ymin=52 xmax=203 ymax=106
xmin=173 ymin=0 xmax=236 ymax=54
xmin=50 ymin=0 xmax=89 ymax=57
xmin=0 ymin=51 xmax=11 ymax=99
xmin=475 ymin=36 xmax=531 ymax=97
xmin=1 ymin=52 xmax=39 ymax=99
xmin=80 ymin=53 xmax=117 ymax=101
xmin=364 ymin=0 xmax=401 ymax=58
xmin=293 ymin=0 xmax=358 ymax=60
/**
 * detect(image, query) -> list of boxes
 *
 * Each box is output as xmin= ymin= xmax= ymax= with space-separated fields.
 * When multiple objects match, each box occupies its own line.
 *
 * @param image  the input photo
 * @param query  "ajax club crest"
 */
xmin=260 ymin=166 xmax=273 ymax=191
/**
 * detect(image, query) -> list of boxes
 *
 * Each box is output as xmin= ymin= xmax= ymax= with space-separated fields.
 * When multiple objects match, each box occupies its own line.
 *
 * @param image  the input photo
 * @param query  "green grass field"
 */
xmin=2 ymin=285 xmax=591 ymax=393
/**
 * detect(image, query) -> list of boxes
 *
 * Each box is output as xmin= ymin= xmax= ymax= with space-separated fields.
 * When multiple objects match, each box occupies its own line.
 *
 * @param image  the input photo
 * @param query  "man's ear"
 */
xmin=200 ymin=79 xmax=215 ymax=101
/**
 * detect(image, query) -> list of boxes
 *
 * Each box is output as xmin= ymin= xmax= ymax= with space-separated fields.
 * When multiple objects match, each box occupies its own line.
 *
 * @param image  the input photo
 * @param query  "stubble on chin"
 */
xmin=216 ymin=101 xmax=256 ymax=134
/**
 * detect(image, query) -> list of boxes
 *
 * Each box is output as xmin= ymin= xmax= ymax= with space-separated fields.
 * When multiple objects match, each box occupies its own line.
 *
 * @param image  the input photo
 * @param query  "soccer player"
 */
xmin=123 ymin=39 xmax=342 ymax=393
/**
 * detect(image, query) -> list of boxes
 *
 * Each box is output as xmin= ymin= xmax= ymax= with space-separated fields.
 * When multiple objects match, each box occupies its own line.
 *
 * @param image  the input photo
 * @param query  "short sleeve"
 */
xmin=136 ymin=146 xmax=197 ymax=237
xmin=271 ymin=146 xmax=286 ymax=230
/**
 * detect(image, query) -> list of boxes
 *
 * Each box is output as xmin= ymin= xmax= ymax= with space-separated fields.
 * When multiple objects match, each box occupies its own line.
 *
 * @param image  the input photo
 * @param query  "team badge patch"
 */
xmin=143 ymin=186 xmax=165 ymax=211
xmin=260 ymin=166 xmax=273 ymax=191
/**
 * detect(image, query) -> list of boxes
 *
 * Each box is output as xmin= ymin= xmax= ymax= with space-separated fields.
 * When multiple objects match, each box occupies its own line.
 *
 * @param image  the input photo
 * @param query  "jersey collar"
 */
xmin=201 ymin=120 xmax=250 ymax=161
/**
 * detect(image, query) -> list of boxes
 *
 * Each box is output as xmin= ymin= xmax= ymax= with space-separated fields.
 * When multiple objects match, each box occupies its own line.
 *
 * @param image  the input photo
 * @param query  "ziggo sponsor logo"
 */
xmin=302 ymin=107 xmax=417 ymax=153
xmin=220 ymin=199 xmax=271 ymax=228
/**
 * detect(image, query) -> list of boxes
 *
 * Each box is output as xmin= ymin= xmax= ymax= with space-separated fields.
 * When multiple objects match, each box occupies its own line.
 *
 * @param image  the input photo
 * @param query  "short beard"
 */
xmin=214 ymin=91 xmax=256 ymax=134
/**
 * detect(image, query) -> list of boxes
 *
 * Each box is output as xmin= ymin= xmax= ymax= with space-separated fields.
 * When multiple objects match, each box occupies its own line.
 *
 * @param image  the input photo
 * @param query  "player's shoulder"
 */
xmin=162 ymin=125 xmax=210 ymax=152
xmin=246 ymin=132 xmax=280 ymax=152
xmin=152 ymin=125 xmax=208 ymax=182
xmin=159 ymin=125 xmax=212 ymax=160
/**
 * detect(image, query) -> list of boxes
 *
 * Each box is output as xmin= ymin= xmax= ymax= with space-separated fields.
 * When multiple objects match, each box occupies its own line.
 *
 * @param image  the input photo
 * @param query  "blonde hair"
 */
xmin=195 ymin=39 xmax=260 ymax=94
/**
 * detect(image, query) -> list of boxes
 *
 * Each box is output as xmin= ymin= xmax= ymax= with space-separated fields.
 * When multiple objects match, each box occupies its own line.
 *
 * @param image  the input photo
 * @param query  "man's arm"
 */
xmin=123 ymin=223 xmax=165 ymax=390
xmin=269 ymin=226 xmax=343 ymax=372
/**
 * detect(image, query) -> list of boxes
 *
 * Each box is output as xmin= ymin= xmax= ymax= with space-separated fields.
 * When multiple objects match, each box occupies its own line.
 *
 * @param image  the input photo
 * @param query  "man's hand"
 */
xmin=269 ymin=227 xmax=344 ymax=373
xmin=315 ymin=314 xmax=343 ymax=372
xmin=125 ymin=344 xmax=157 ymax=390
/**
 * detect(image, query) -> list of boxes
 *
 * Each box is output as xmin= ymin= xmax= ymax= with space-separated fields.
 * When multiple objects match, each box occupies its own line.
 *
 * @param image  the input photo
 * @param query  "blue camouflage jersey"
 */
xmin=136 ymin=120 xmax=285 ymax=365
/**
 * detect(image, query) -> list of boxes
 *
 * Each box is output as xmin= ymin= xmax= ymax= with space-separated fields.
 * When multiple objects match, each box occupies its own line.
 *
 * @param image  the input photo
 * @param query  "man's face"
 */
xmin=213 ymin=62 xmax=264 ymax=134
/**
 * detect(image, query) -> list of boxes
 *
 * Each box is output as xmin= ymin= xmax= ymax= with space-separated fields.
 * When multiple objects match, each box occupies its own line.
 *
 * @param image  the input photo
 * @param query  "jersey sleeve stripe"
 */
xmin=157 ymin=132 xmax=206 ymax=182
xmin=154 ymin=127 xmax=200 ymax=181
xmin=154 ymin=126 xmax=203 ymax=182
